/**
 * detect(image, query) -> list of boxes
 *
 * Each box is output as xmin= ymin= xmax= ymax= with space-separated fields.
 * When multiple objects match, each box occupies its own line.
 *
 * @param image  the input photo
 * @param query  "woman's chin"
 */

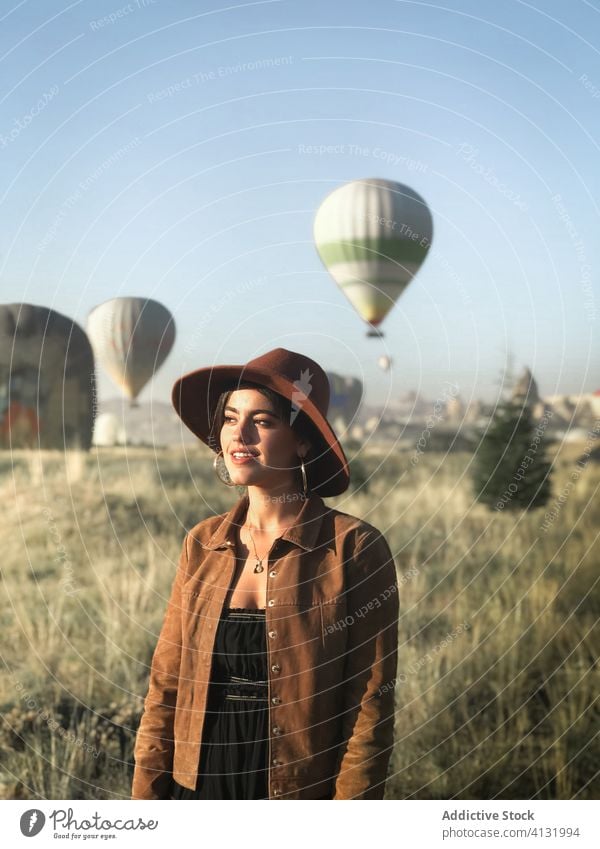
xmin=228 ymin=470 xmax=279 ymax=490
xmin=227 ymin=468 xmax=261 ymax=487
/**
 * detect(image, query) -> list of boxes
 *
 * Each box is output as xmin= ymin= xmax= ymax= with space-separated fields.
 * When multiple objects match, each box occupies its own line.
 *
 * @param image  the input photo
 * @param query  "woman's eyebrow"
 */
xmin=224 ymin=405 xmax=279 ymax=417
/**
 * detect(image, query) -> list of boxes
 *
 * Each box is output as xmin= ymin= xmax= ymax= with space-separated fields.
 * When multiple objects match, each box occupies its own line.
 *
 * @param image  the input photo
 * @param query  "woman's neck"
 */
xmin=243 ymin=484 xmax=309 ymax=533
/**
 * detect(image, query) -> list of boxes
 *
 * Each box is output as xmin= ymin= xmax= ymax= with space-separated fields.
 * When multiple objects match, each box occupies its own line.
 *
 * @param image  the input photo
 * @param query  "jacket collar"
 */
xmin=200 ymin=490 xmax=328 ymax=552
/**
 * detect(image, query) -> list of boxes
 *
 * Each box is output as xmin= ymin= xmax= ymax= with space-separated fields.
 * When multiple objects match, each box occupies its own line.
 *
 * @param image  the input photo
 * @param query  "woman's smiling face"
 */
xmin=220 ymin=388 xmax=310 ymax=490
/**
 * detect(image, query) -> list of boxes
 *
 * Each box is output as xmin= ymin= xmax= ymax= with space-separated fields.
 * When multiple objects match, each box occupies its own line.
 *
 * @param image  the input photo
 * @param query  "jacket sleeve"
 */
xmin=333 ymin=528 xmax=399 ymax=800
xmin=130 ymin=534 xmax=188 ymax=800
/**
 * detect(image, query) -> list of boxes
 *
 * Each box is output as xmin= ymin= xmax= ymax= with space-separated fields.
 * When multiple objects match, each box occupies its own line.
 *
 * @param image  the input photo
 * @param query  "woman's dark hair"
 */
xmin=208 ymin=380 xmax=320 ymax=485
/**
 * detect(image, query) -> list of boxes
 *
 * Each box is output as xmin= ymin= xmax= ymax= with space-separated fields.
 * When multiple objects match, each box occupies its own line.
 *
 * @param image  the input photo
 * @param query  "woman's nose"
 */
xmin=231 ymin=417 xmax=253 ymax=443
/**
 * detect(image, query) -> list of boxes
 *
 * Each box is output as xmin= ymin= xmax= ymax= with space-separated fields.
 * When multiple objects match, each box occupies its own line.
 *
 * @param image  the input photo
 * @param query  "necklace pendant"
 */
xmin=253 ymin=562 xmax=264 ymax=573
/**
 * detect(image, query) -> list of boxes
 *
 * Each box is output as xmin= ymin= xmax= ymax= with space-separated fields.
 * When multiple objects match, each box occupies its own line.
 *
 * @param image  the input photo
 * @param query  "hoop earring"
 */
xmin=300 ymin=458 xmax=308 ymax=497
xmin=213 ymin=449 xmax=237 ymax=487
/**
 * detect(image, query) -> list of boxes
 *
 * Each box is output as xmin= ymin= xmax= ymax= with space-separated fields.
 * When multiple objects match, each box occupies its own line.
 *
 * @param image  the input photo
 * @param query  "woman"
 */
xmin=131 ymin=347 xmax=399 ymax=800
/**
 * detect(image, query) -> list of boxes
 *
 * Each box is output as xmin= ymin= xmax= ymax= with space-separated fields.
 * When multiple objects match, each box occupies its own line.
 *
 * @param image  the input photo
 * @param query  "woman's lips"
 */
xmin=229 ymin=451 xmax=259 ymax=465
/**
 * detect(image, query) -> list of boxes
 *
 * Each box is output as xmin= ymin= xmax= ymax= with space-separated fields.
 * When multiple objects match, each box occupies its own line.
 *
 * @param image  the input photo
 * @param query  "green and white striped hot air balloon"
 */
xmin=314 ymin=178 xmax=433 ymax=336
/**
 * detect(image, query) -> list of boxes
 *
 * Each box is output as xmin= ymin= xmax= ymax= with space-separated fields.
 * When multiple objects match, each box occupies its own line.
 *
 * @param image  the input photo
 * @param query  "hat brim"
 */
xmin=172 ymin=364 xmax=350 ymax=497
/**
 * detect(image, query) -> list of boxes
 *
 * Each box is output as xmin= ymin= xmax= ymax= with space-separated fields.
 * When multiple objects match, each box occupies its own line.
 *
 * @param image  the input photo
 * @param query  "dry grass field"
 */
xmin=0 ymin=438 xmax=598 ymax=800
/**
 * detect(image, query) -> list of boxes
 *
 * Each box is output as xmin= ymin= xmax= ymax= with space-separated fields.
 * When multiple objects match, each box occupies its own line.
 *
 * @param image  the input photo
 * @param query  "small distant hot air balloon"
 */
xmin=326 ymin=371 xmax=363 ymax=433
xmin=0 ymin=303 xmax=96 ymax=449
xmin=314 ymin=178 xmax=433 ymax=336
xmin=378 ymin=354 xmax=392 ymax=372
xmin=87 ymin=297 xmax=175 ymax=406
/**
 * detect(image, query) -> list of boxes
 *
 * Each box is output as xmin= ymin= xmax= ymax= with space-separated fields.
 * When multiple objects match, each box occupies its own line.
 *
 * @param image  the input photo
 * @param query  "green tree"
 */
xmin=471 ymin=394 xmax=553 ymax=512
xmin=345 ymin=438 xmax=371 ymax=493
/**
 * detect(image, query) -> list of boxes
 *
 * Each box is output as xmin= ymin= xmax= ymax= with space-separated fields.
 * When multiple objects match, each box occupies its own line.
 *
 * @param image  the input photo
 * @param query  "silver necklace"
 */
xmin=246 ymin=525 xmax=267 ymax=573
xmin=245 ymin=518 xmax=290 ymax=574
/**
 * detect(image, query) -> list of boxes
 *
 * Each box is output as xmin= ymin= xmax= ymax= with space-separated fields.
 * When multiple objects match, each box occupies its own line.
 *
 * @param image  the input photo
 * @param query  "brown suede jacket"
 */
xmin=131 ymin=490 xmax=399 ymax=800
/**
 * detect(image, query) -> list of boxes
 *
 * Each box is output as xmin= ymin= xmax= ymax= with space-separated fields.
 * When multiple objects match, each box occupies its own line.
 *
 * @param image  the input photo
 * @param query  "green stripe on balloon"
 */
xmin=316 ymin=237 xmax=430 ymax=266
xmin=336 ymin=281 xmax=401 ymax=323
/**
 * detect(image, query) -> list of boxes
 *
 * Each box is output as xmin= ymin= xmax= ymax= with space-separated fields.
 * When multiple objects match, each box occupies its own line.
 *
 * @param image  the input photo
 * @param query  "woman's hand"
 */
xmin=130 ymin=536 xmax=188 ymax=800
xmin=332 ymin=529 xmax=399 ymax=799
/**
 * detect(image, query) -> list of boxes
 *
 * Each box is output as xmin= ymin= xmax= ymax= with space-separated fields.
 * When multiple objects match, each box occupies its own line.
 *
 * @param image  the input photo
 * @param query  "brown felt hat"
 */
xmin=172 ymin=347 xmax=350 ymax=497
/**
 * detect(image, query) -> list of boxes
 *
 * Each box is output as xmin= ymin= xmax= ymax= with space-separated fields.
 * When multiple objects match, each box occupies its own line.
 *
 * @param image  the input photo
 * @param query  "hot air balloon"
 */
xmin=378 ymin=354 xmax=392 ymax=372
xmin=87 ymin=297 xmax=175 ymax=406
xmin=326 ymin=371 xmax=363 ymax=433
xmin=0 ymin=303 xmax=96 ymax=449
xmin=314 ymin=178 xmax=433 ymax=336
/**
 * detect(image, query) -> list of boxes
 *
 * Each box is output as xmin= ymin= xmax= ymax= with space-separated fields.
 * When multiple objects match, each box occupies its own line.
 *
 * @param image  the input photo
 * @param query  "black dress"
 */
xmin=171 ymin=606 xmax=269 ymax=800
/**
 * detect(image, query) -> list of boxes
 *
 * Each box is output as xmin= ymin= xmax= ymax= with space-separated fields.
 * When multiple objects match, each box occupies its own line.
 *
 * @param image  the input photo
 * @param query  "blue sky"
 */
xmin=1 ymin=0 xmax=599 ymax=408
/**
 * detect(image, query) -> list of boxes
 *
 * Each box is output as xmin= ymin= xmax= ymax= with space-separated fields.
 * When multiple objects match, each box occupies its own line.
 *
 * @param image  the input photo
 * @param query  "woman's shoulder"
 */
xmin=185 ymin=508 xmax=231 ymax=544
xmin=326 ymin=504 xmax=388 ymax=548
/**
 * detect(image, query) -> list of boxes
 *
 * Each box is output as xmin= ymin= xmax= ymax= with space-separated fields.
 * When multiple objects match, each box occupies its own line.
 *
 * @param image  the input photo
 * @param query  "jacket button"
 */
xmin=271 ymin=696 xmax=281 ymax=705
xmin=272 ymin=756 xmax=282 ymax=766
xmin=267 ymin=599 xmax=275 ymax=607
xmin=273 ymin=787 xmax=282 ymax=797
xmin=269 ymin=570 xmax=277 ymax=578
xmin=268 ymin=630 xmax=277 ymax=639
xmin=271 ymin=663 xmax=281 ymax=673
xmin=272 ymin=725 xmax=282 ymax=736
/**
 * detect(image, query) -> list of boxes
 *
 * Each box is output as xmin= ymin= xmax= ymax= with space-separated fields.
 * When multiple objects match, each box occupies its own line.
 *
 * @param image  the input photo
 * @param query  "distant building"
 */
xmin=93 ymin=413 xmax=125 ymax=447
